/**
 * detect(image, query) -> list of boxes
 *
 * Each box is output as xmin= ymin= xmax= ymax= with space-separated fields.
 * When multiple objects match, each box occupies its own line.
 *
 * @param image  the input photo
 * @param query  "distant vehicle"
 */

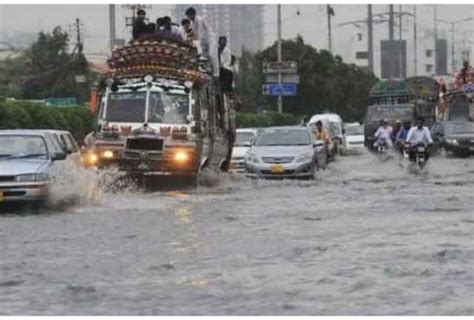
xmin=245 ymin=126 xmax=327 ymax=179
xmin=230 ymin=128 xmax=259 ymax=173
xmin=344 ymin=122 xmax=365 ymax=149
xmin=40 ymin=130 xmax=80 ymax=162
xmin=365 ymin=78 xmax=438 ymax=150
xmin=309 ymin=113 xmax=347 ymax=156
xmin=431 ymin=121 xmax=474 ymax=157
xmin=0 ymin=130 xmax=67 ymax=204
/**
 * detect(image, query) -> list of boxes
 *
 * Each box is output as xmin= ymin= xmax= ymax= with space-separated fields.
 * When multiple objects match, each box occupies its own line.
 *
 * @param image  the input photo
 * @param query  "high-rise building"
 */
xmin=174 ymin=4 xmax=264 ymax=55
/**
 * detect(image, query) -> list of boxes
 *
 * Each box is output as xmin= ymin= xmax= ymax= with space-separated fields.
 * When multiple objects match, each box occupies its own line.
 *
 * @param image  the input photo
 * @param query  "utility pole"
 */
xmin=434 ymin=5 xmax=438 ymax=75
xmin=277 ymin=4 xmax=283 ymax=113
xmin=327 ymin=5 xmax=333 ymax=52
xmin=75 ymin=18 xmax=83 ymax=54
xmin=413 ymin=5 xmax=417 ymax=76
xmin=109 ymin=4 xmax=116 ymax=52
xmin=398 ymin=4 xmax=403 ymax=78
xmin=388 ymin=4 xmax=394 ymax=80
xmin=367 ymin=4 xmax=374 ymax=73
xmin=450 ymin=22 xmax=455 ymax=73
xmin=436 ymin=18 xmax=473 ymax=74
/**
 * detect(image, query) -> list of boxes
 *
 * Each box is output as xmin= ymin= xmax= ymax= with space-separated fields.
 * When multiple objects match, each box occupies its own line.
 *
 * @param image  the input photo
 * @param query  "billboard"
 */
xmin=436 ymin=39 xmax=448 ymax=75
xmin=380 ymin=40 xmax=406 ymax=79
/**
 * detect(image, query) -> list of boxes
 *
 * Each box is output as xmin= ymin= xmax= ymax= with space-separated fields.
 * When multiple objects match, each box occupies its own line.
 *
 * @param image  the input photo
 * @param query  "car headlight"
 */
xmin=296 ymin=153 xmax=313 ymax=163
xmin=446 ymin=139 xmax=459 ymax=145
xmin=16 ymin=173 xmax=49 ymax=182
xmin=101 ymin=150 xmax=114 ymax=159
xmin=246 ymin=152 xmax=260 ymax=163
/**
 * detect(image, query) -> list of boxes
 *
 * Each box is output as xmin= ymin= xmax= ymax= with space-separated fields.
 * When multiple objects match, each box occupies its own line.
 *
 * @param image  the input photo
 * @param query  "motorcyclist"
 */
xmin=373 ymin=119 xmax=393 ymax=150
xmin=405 ymin=116 xmax=433 ymax=161
xmin=391 ymin=119 xmax=402 ymax=142
xmin=395 ymin=121 xmax=411 ymax=151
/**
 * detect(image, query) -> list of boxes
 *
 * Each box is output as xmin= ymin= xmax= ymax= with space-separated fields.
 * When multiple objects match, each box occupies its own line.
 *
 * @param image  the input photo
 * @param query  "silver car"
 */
xmin=245 ymin=126 xmax=326 ymax=179
xmin=0 ymin=130 xmax=66 ymax=204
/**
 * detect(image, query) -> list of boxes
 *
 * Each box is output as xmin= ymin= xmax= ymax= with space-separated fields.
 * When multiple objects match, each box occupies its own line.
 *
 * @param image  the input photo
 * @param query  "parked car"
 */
xmin=431 ymin=121 xmax=474 ymax=156
xmin=344 ymin=122 xmax=365 ymax=149
xmin=40 ymin=130 xmax=80 ymax=162
xmin=230 ymin=128 xmax=260 ymax=173
xmin=309 ymin=113 xmax=347 ymax=156
xmin=245 ymin=126 xmax=326 ymax=179
xmin=0 ymin=130 xmax=67 ymax=204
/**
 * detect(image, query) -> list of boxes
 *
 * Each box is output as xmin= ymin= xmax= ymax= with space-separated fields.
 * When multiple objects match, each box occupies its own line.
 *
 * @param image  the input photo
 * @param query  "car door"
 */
xmin=62 ymin=132 xmax=81 ymax=164
xmin=43 ymin=133 xmax=67 ymax=179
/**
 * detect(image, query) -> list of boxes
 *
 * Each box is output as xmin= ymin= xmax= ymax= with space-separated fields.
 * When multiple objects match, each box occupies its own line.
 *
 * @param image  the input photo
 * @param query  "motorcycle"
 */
xmin=408 ymin=143 xmax=429 ymax=169
xmin=376 ymin=141 xmax=388 ymax=154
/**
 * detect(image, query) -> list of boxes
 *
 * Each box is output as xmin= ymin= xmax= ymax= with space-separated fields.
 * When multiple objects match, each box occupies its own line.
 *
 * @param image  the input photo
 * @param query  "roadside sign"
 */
xmin=263 ymin=61 xmax=297 ymax=74
xmin=46 ymin=97 xmax=77 ymax=106
xmin=265 ymin=74 xmax=300 ymax=84
xmin=262 ymin=83 xmax=298 ymax=96
xmin=356 ymin=51 xmax=369 ymax=59
xmin=462 ymin=83 xmax=474 ymax=93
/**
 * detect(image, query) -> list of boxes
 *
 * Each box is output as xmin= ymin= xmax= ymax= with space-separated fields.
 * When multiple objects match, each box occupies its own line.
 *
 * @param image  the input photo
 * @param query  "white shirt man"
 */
xmin=406 ymin=126 xmax=433 ymax=146
xmin=374 ymin=124 xmax=393 ymax=147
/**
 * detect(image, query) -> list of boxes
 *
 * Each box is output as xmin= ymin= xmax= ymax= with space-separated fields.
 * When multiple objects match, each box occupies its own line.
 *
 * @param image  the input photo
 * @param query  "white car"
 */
xmin=0 ymin=130 xmax=67 ymax=204
xmin=344 ymin=122 xmax=365 ymax=149
xmin=229 ymin=128 xmax=259 ymax=173
xmin=245 ymin=126 xmax=326 ymax=179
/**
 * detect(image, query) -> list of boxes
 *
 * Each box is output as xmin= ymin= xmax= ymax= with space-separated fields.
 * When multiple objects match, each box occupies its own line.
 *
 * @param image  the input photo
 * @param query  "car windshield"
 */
xmin=148 ymin=92 xmax=189 ymax=124
xmin=346 ymin=125 xmax=364 ymax=135
xmin=235 ymin=132 xmax=256 ymax=146
xmin=255 ymin=130 xmax=310 ymax=146
xmin=445 ymin=122 xmax=474 ymax=134
xmin=367 ymin=106 xmax=413 ymax=122
xmin=0 ymin=135 xmax=48 ymax=159
xmin=106 ymin=92 xmax=147 ymax=122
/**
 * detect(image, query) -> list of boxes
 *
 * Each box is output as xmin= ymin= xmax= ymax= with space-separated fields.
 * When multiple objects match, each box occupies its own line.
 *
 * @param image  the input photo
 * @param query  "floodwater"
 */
xmin=1 ymin=150 xmax=473 ymax=315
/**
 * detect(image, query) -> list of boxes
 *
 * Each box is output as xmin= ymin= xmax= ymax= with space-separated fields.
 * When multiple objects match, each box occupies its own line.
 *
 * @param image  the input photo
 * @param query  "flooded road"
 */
xmin=1 ymin=150 xmax=473 ymax=315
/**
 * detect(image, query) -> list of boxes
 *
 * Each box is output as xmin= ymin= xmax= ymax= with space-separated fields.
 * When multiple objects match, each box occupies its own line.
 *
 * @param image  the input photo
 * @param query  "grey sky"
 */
xmin=0 ymin=3 xmax=472 ymax=73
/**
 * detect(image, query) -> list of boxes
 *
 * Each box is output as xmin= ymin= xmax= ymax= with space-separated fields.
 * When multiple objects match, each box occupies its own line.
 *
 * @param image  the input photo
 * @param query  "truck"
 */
xmin=364 ymin=77 xmax=438 ymax=149
xmin=81 ymin=33 xmax=236 ymax=185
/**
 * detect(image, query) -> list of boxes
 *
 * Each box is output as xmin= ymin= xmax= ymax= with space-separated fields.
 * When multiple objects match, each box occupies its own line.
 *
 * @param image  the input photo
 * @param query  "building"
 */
xmin=174 ymin=4 xmax=264 ymax=55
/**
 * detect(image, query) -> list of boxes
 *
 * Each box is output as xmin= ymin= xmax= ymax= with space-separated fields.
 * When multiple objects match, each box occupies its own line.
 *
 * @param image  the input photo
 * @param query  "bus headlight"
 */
xmin=174 ymin=150 xmax=190 ymax=163
xmin=82 ymin=152 xmax=98 ymax=166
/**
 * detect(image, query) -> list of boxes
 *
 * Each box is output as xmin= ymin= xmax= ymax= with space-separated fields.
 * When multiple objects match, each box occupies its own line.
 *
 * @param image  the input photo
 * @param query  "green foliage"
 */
xmin=0 ymin=27 xmax=96 ymax=103
xmin=236 ymin=112 xmax=297 ymax=128
xmin=0 ymin=100 xmax=92 ymax=143
xmin=234 ymin=35 xmax=378 ymax=122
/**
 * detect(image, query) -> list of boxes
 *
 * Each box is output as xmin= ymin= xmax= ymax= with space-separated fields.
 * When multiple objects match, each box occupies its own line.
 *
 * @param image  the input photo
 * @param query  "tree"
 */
xmin=234 ymin=35 xmax=378 ymax=122
xmin=0 ymin=27 xmax=96 ymax=103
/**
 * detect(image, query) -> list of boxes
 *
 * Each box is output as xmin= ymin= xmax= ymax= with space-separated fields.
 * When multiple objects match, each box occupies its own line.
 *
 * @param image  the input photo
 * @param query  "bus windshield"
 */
xmin=105 ymin=91 xmax=189 ymax=124
xmin=106 ymin=92 xmax=146 ymax=122
xmin=148 ymin=92 xmax=189 ymax=124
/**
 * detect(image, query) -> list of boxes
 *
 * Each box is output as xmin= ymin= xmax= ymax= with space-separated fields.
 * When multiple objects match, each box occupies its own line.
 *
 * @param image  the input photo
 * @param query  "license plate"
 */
xmin=417 ymin=147 xmax=425 ymax=152
xmin=138 ymin=162 xmax=150 ymax=170
xmin=0 ymin=191 xmax=4 ymax=202
xmin=270 ymin=164 xmax=285 ymax=174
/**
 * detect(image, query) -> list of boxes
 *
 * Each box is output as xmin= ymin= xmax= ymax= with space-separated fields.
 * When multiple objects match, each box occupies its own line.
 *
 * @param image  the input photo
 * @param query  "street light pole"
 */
xmin=327 ymin=5 xmax=333 ymax=52
xmin=398 ymin=4 xmax=403 ymax=78
xmin=277 ymin=4 xmax=283 ymax=113
xmin=413 ymin=5 xmax=417 ymax=76
xmin=109 ymin=4 xmax=116 ymax=53
xmin=368 ymin=4 xmax=374 ymax=73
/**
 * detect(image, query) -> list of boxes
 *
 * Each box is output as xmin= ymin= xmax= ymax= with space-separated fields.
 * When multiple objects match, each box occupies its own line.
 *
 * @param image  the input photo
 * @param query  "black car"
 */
xmin=431 ymin=121 xmax=474 ymax=156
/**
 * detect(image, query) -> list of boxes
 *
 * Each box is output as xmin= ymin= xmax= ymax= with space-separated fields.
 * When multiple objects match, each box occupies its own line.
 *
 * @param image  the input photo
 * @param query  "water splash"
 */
xmin=46 ymin=159 xmax=134 ymax=210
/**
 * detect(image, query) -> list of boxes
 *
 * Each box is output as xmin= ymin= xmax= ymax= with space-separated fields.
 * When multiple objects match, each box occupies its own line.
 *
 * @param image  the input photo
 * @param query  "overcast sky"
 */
xmin=0 ymin=3 xmax=473 ymax=72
